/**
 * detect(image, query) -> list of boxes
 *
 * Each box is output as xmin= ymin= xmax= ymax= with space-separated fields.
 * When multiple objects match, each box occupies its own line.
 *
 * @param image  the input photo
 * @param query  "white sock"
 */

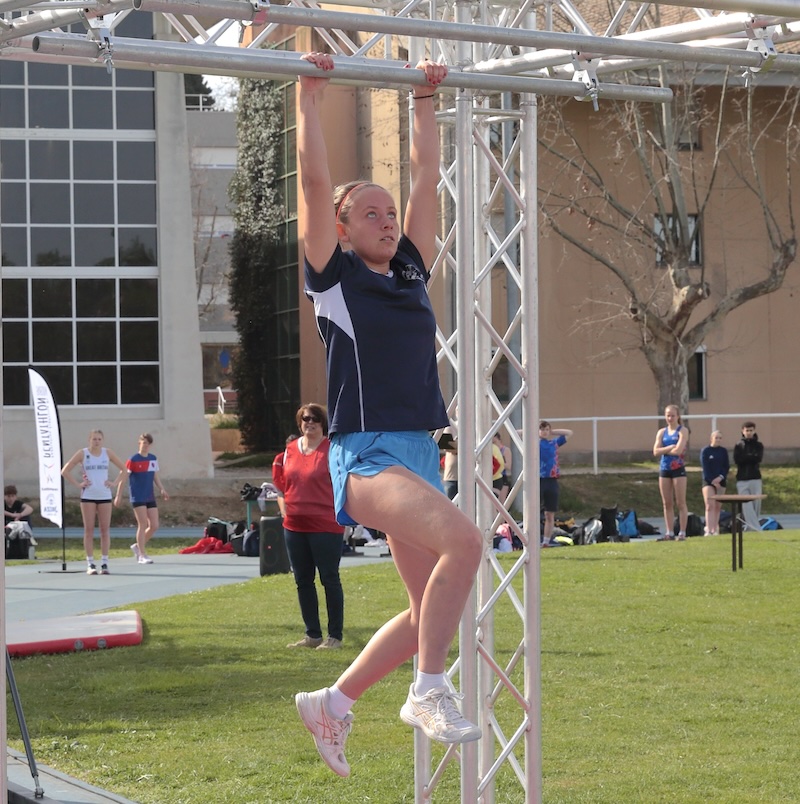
xmin=101 ymin=555 xmax=109 ymax=563
xmin=327 ymin=685 xmax=356 ymax=720
xmin=414 ymin=671 xmax=446 ymax=698
xmin=87 ymin=556 xmax=94 ymax=565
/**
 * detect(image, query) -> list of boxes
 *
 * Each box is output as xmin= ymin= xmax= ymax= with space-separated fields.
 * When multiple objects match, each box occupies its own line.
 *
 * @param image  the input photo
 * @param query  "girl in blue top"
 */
xmin=653 ymin=404 xmax=689 ymax=539
xmin=700 ymin=430 xmax=729 ymax=535
xmin=294 ymin=52 xmax=483 ymax=778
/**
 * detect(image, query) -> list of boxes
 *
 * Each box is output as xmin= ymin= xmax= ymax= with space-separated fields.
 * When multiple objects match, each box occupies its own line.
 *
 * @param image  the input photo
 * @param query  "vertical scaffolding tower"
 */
xmin=3 ymin=1 xmax=800 ymax=801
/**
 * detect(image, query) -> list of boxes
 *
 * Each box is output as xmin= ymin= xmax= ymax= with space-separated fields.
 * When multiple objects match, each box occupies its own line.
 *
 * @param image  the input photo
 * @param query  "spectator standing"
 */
xmin=700 ymin=430 xmax=729 ymax=536
xmin=493 ymin=433 xmax=512 ymax=504
xmin=294 ymin=52 xmax=483 ymax=778
xmin=653 ymin=404 xmax=689 ymax=540
xmin=539 ymin=421 xmax=573 ymax=545
xmin=61 ymin=430 xmax=127 ymax=575
xmin=441 ymin=415 xmax=458 ymax=501
xmin=733 ymin=421 xmax=764 ymax=532
xmin=273 ymin=404 xmax=345 ymax=651
xmin=114 ymin=433 xmax=169 ymax=564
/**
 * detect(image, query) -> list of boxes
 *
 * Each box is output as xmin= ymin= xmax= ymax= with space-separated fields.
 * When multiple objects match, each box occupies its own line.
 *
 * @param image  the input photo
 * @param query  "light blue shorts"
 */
xmin=329 ymin=431 xmax=445 ymax=526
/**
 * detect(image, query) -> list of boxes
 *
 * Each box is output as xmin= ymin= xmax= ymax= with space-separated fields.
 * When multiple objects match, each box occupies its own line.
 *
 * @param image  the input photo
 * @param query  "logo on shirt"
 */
xmin=401 ymin=264 xmax=425 ymax=282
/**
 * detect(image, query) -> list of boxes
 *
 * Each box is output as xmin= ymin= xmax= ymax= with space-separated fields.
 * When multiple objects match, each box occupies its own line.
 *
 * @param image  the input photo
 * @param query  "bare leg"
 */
xmin=658 ymin=477 xmax=674 ymax=536
xmin=133 ymin=506 xmax=149 ymax=554
xmin=80 ymin=502 xmax=97 ymax=557
xmin=702 ymin=486 xmax=718 ymax=534
xmin=673 ymin=476 xmax=689 ymax=533
xmin=144 ymin=507 xmax=159 ymax=548
xmin=335 ymin=467 xmax=482 ymax=701
xmin=543 ymin=511 xmax=555 ymax=543
xmin=97 ymin=502 xmax=113 ymax=557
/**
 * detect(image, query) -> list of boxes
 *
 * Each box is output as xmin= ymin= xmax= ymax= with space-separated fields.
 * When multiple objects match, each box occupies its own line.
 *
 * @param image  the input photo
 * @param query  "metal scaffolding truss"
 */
xmin=2 ymin=1 xmax=800 ymax=801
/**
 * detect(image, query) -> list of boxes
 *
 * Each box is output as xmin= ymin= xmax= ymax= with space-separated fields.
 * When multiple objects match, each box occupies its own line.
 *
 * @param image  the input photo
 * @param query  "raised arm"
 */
xmin=297 ymin=52 xmax=339 ymax=273
xmin=403 ymin=59 xmax=447 ymax=269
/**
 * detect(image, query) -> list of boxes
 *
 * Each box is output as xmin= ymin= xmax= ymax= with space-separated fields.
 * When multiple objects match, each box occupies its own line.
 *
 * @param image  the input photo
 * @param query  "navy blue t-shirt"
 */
xmin=304 ymin=236 xmax=449 ymax=436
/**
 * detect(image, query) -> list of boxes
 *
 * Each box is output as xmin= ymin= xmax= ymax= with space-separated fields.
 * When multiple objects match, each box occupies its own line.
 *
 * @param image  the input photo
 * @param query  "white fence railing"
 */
xmin=545 ymin=412 xmax=800 ymax=475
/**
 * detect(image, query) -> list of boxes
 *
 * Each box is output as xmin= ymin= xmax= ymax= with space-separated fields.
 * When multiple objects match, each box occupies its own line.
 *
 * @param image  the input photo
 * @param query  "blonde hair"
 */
xmin=333 ymin=181 xmax=382 ymax=224
xmin=664 ymin=404 xmax=682 ymax=425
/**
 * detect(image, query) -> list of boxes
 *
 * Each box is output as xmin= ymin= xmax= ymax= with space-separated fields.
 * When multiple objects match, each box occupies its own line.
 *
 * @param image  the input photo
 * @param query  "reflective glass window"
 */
xmin=117 ymin=142 xmax=155 ymax=180
xmin=121 ymin=365 xmax=159 ymax=404
xmin=77 ymin=321 xmax=117 ymax=361
xmin=76 ymin=278 xmax=115 ymax=317
xmin=116 ymin=92 xmax=155 ymax=130
xmin=74 ymin=184 xmax=115 ymax=224
xmin=120 ymin=278 xmax=158 ymax=317
xmin=118 ymin=228 xmax=157 ymax=266
xmin=1 ymin=228 xmax=28 ymax=267
xmin=33 ymin=322 xmax=73 ymax=361
xmin=75 ymin=227 xmax=115 ymax=267
xmin=1 ymin=184 xmax=27 ymax=224
xmin=0 ymin=88 xmax=25 ymax=127
xmin=71 ymin=65 xmax=112 ymax=88
xmin=118 ymin=185 xmax=156 ymax=225
xmin=3 ymin=366 xmax=29 ymax=406
xmin=1 ymin=140 xmax=26 ymax=179
xmin=38 ymin=365 xmax=73 ymax=407
xmin=31 ymin=227 xmax=71 ymax=267
xmin=77 ymin=365 xmax=117 ymax=404
xmin=29 ymin=89 xmax=69 ymax=128
xmin=30 ymin=140 xmax=70 ymax=180
xmin=120 ymin=321 xmax=158 ymax=361
xmin=1 ymin=278 xmax=27 ymax=317
xmin=30 ymin=183 xmax=70 ymax=224
xmin=31 ymin=278 xmax=71 ymax=317
xmin=74 ymin=141 xmax=114 ymax=180
xmin=28 ymin=62 xmax=68 ymax=86
xmin=73 ymin=90 xmax=113 ymax=129
xmin=2 ymin=321 xmax=28 ymax=362
xmin=0 ymin=60 xmax=24 ymax=85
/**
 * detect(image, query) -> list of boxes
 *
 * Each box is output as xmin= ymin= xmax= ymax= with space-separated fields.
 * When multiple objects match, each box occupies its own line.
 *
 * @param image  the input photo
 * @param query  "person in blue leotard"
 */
xmin=293 ymin=51 xmax=483 ymax=778
xmin=653 ymin=404 xmax=689 ymax=540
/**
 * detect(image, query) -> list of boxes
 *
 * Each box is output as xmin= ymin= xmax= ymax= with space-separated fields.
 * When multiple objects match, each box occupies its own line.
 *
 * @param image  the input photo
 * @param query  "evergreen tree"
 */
xmin=228 ymin=77 xmax=287 ymax=452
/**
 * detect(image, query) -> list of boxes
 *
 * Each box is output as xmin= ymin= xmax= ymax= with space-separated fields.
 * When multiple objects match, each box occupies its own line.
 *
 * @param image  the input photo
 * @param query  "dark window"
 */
xmin=33 ymin=322 xmax=73 ymax=361
xmin=38 ymin=365 xmax=73 ymax=406
xmin=1 ymin=140 xmax=26 ymax=179
xmin=72 ymin=90 xmax=114 ymax=129
xmin=32 ymin=227 xmax=71 ymax=266
xmin=0 ymin=60 xmax=24 ymax=84
xmin=120 ymin=278 xmax=158 ymax=317
xmin=74 ymin=141 xmax=114 ymax=180
xmin=2 ymin=227 xmax=28 ymax=266
xmin=77 ymin=365 xmax=118 ymax=404
xmin=116 ymin=92 xmax=155 ymax=130
xmin=31 ymin=278 xmax=71 ymax=317
xmin=654 ymin=213 xmax=702 ymax=266
xmin=76 ymin=279 xmax=116 ymax=317
xmin=3 ymin=366 xmax=30 ymax=406
xmin=29 ymin=89 xmax=69 ymax=128
xmin=28 ymin=62 xmax=68 ymax=86
xmin=2 ymin=184 xmax=27 ymax=224
xmin=2 ymin=321 xmax=28 ymax=362
xmin=75 ymin=227 xmax=116 ymax=267
xmin=1 ymin=278 xmax=28 ymax=317
xmin=71 ymin=65 xmax=113 ymax=88
xmin=30 ymin=141 xmax=70 ymax=180
xmin=77 ymin=322 xmax=117 ymax=361
xmin=121 ymin=365 xmax=160 ymax=404
xmin=688 ymin=350 xmax=707 ymax=401
xmin=0 ymin=88 xmax=25 ymax=127
xmin=118 ymin=184 xmax=156 ymax=225
xmin=74 ymin=184 xmax=115 ymax=224
xmin=120 ymin=321 xmax=159 ymax=361
xmin=118 ymin=228 xmax=157 ymax=266
xmin=117 ymin=142 xmax=156 ymax=180
xmin=30 ymin=183 xmax=70 ymax=224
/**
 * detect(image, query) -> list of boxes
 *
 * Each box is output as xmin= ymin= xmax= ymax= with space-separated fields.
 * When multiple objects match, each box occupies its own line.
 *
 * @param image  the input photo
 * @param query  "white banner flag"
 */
xmin=27 ymin=367 xmax=63 ymax=528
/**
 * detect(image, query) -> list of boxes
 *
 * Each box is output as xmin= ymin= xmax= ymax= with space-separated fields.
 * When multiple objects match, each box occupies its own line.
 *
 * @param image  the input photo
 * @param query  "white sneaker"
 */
xmin=130 ymin=543 xmax=141 ymax=560
xmin=138 ymin=555 xmax=154 ymax=564
xmin=295 ymin=689 xmax=353 ymax=777
xmin=399 ymin=684 xmax=481 ymax=744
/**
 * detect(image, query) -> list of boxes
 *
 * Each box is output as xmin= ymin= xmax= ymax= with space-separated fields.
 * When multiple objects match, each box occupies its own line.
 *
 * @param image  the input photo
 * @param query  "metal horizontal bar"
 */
xmin=653 ymin=0 xmax=800 ymax=16
xmin=248 ymin=4 xmax=799 ymax=71
xmin=30 ymin=34 xmax=674 ymax=101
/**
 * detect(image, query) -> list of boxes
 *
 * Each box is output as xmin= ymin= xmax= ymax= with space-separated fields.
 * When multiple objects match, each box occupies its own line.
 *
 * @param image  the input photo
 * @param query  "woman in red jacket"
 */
xmin=273 ymin=403 xmax=344 ymax=651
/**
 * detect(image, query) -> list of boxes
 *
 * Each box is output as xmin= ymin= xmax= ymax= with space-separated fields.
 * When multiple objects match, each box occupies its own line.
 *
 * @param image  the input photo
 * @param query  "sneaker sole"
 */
xmin=399 ymin=704 xmax=482 ymax=744
xmin=295 ymin=693 xmax=350 ymax=778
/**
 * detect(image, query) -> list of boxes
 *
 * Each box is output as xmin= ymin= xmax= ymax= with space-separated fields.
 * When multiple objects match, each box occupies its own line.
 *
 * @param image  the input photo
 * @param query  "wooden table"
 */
xmin=713 ymin=494 xmax=767 ymax=572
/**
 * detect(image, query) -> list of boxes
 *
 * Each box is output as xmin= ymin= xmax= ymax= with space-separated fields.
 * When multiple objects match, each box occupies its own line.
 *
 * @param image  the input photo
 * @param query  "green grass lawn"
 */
xmin=8 ymin=532 xmax=800 ymax=803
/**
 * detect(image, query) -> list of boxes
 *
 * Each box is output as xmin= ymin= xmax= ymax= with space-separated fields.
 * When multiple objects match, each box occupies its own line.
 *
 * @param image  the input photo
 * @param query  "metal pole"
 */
xmin=29 ymin=34 xmax=676 ymax=101
xmin=653 ymin=0 xmax=800 ymax=16
xmin=6 ymin=650 xmax=45 ymax=798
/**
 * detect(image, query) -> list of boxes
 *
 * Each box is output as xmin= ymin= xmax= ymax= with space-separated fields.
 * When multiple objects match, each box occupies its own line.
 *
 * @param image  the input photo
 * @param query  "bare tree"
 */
xmin=538 ymin=67 xmax=799 ymax=413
